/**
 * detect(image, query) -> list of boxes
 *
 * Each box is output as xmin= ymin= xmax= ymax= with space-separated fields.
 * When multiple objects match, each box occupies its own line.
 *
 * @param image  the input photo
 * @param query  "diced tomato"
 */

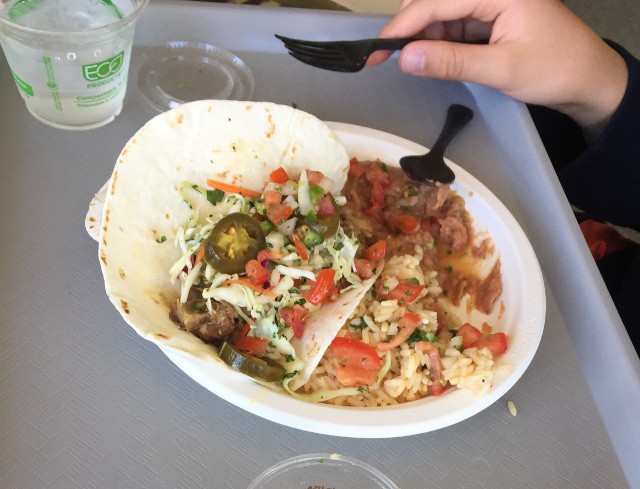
xmin=457 ymin=323 xmax=483 ymax=349
xmin=245 ymin=259 xmax=270 ymax=285
xmin=364 ymin=240 xmax=386 ymax=262
xmin=291 ymin=234 xmax=309 ymax=261
xmin=385 ymin=281 xmax=425 ymax=304
xmin=354 ymin=259 xmax=375 ymax=279
xmin=348 ymin=157 xmax=365 ymax=177
xmin=306 ymin=170 xmax=325 ymax=186
xmin=263 ymin=190 xmax=282 ymax=206
xmin=331 ymin=337 xmax=382 ymax=370
xmin=365 ymin=161 xmax=390 ymax=188
xmin=235 ymin=336 xmax=268 ymax=355
xmin=335 ymin=365 xmax=379 ymax=386
xmin=268 ymin=166 xmax=289 ymax=184
xmin=266 ymin=203 xmax=293 ymax=225
xmin=389 ymin=214 xmax=420 ymax=234
xmin=304 ymin=268 xmax=338 ymax=305
xmin=400 ymin=312 xmax=421 ymax=327
xmin=456 ymin=322 xmax=508 ymax=355
xmin=279 ymin=305 xmax=309 ymax=338
xmin=474 ymin=332 xmax=508 ymax=355
xmin=316 ymin=194 xmax=336 ymax=215
xmin=331 ymin=336 xmax=381 ymax=387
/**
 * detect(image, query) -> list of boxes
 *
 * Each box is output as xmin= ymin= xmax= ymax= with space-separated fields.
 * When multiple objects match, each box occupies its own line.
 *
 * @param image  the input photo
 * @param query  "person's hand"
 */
xmin=368 ymin=0 xmax=628 ymax=137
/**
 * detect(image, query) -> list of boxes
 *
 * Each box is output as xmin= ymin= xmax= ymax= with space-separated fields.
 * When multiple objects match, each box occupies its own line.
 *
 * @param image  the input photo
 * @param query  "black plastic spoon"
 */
xmin=400 ymin=104 xmax=474 ymax=185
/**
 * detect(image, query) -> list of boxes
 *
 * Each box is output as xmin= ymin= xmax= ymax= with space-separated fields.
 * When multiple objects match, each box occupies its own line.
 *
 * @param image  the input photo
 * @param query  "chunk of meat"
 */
xmin=438 ymin=215 xmax=469 ymax=251
xmin=170 ymin=298 xmax=243 ymax=343
xmin=476 ymin=261 xmax=503 ymax=314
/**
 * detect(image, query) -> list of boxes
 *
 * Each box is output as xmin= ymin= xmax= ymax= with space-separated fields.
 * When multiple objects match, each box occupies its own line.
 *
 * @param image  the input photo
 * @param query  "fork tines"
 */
xmin=275 ymin=34 xmax=358 ymax=72
xmin=275 ymin=34 xmax=344 ymax=58
xmin=274 ymin=34 xmax=417 ymax=73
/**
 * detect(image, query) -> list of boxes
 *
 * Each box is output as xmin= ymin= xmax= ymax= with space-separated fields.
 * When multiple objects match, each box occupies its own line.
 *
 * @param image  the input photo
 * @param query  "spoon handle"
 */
xmin=431 ymin=104 xmax=474 ymax=157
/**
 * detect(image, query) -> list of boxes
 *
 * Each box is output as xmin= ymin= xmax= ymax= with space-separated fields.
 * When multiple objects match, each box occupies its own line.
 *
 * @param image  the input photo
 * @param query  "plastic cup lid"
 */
xmin=247 ymin=453 xmax=398 ymax=489
xmin=137 ymin=41 xmax=255 ymax=112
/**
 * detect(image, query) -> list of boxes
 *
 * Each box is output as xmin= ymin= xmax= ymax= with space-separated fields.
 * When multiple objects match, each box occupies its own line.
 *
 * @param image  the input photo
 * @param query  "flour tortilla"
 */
xmin=288 ymin=270 xmax=380 ymax=391
xmin=99 ymin=100 xmax=359 ymax=379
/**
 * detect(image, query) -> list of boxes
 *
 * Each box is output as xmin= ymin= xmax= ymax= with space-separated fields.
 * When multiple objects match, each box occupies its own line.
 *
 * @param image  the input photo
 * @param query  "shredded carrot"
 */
xmin=221 ymin=278 xmax=277 ymax=297
xmin=291 ymin=234 xmax=309 ymax=261
xmin=206 ymin=179 xmax=261 ymax=199
xmin=194 ymin=245 xmax=206 ymax=266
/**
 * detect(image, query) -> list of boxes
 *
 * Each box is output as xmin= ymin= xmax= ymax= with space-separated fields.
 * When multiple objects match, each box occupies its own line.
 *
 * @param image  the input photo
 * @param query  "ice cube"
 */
xmin=1 ymin=0 xmax=126 ymax=31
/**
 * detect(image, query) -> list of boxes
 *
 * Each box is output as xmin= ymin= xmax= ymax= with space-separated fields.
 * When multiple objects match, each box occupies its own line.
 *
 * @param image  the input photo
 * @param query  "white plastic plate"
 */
xmin=87 ymin=122 xmax=545 ymax=437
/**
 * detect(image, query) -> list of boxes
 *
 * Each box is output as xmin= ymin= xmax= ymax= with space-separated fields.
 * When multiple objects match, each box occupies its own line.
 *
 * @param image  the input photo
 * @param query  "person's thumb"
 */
xmin=398 ymin=41 xmax=505 ymax=88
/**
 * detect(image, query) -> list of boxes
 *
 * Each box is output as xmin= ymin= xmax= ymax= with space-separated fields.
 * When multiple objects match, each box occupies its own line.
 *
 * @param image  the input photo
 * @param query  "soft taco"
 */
xmin=99 ymin=100 xmax=379 ymax=399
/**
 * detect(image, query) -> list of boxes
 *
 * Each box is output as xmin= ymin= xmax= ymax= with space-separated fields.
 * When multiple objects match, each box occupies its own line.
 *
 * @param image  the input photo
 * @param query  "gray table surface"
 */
xmin=1 ymin=2 xmax=639 ymax=488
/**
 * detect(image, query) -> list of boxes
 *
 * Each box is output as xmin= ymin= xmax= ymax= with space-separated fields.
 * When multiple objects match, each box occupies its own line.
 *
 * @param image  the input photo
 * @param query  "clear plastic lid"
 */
xmin=137 ymin=41 xmax=255 ymax=112
xmin=247 ymin=453 xmax=398 ymax=489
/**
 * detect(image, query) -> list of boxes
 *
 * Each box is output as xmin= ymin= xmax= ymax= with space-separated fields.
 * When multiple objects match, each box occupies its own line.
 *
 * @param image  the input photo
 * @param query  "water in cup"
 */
xmin=0 ymin=0 xmax=148 ymax=130
xmin=7 ymin=0 xmax=124 ymax=30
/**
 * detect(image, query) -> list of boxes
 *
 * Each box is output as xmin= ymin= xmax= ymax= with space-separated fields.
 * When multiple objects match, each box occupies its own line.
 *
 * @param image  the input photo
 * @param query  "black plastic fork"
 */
xmin=275 ymin=34 xmax=486 ymax=73
xmin=275 ymin=35 xmax=418 ymax=73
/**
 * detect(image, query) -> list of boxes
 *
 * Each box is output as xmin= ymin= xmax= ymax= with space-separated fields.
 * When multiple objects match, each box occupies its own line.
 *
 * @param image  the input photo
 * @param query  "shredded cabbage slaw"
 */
xmin=168 ymin=171 xmax=365 ymax=380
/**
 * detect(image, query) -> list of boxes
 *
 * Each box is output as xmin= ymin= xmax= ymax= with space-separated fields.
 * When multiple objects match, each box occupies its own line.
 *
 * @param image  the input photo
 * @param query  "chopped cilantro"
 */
xmin=206 ymin=188 xmax=225 ymax=205
xmin=407 ymin=330 xmax=437 ymax=344
xmin=156 ymin=235 xmax=167 ymax=243
xmin=282 ymin=370 xmax=299 ymax=380
xmin=350 ymin=318 xmax=368 ymax=330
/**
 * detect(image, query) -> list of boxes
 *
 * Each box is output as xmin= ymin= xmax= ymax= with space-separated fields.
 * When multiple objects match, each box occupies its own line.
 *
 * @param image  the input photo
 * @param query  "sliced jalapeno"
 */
xmin=219 ymin=341 xmax=285 ymax=382
xmin=303 ymin=228 xmax=324 ymax=248
xmin=204 ymin=212 xmax=266 ymax=274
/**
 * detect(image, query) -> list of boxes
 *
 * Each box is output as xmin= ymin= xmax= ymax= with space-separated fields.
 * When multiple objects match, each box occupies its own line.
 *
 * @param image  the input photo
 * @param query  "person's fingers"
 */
xmin=379 ymin=0 xmax=502 ymax=39
xmin=368 ymin=0 xmax=502 ymax=66
xmin=367 ymin=49 xmax=395 ymax=66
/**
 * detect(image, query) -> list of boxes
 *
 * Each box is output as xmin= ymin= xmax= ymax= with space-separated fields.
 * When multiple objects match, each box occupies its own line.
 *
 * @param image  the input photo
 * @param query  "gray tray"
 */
xmin=1 ymin=2 xmax=638 ymax=488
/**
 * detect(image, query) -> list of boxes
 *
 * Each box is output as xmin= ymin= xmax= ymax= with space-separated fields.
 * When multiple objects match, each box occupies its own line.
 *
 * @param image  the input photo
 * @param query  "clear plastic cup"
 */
xmin=248 ymin=453 xmax=398 ymax=489
xmin=0 ymin=0 xmax=148 ymax=130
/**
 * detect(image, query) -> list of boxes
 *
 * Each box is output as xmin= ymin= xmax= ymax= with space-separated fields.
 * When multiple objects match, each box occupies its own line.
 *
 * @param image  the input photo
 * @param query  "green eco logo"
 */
xmin=82 ymin=51 xmax=124 ymax=82
xmin=11 ymin=70 xmax=34 ymax=97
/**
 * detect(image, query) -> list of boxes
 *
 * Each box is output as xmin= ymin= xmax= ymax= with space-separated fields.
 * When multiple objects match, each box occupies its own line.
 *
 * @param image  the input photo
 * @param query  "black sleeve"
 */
xmin=555 ymin=42 xmax=640 ymax=230
xmin=528 ymin=42 xmax=640 ymax=353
